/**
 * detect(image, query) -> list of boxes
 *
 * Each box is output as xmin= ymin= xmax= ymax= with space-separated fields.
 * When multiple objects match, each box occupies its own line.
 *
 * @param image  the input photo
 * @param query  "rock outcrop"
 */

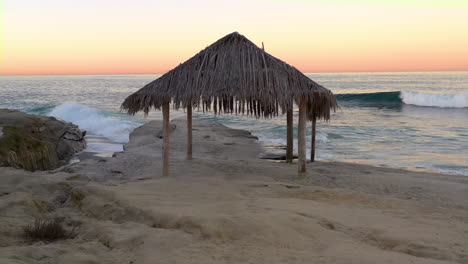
xmin=0 ymin=109 xmax=86 ymax=171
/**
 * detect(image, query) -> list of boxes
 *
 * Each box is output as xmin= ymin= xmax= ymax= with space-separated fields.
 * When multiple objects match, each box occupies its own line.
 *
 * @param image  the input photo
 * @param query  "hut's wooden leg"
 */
xmin=187 ymin=103 xmax=193 ymax=160
xmin=310 ymin=115 xmax=316 ymax=162
xmin=298 ymin=97 xmax=307 ymax=175
xmin=286 ymin=108 xmax=293 ymax=163
xmin=162 ymin=102 xmax=170 ymax=176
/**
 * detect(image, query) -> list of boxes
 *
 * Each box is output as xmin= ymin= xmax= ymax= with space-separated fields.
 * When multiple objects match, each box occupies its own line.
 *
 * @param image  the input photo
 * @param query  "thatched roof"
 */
xmin=122 ymin=32 xmax=337 ymax=120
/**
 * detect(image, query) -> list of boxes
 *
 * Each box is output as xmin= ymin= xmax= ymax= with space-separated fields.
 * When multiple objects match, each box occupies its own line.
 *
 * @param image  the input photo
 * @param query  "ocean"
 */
xmin=1 ymin=72 xmax=467 ymax=176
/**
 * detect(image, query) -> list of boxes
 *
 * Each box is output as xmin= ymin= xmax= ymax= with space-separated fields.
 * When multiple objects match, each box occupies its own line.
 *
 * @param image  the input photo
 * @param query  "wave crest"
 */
xmin=400 ymin=91 xmax=468 ymax=108
xmin=336 ymin=91 xmax=468 ymax=108
xmin=47 ymin=102 xmax=141 ymax=143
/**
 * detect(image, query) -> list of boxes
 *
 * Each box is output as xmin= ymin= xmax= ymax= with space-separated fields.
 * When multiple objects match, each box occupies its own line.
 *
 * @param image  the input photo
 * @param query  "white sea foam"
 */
xmin=315 ymin=132 xmax=329 ymax=144
xmin=48 ymin=102 xmax=141 ymax=143
xmin=400 ymin=91 xmax=468 ymax=108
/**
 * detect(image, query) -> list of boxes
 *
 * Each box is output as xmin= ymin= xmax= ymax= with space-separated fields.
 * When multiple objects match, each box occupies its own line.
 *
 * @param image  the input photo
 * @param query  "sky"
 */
xmin=1 ymin=0 xmax=468 ymax=75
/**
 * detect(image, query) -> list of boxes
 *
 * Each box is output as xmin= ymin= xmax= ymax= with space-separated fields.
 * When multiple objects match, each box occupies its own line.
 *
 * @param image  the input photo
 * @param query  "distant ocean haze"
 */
xmin=0 ymin=71 xmax=467 ymax=175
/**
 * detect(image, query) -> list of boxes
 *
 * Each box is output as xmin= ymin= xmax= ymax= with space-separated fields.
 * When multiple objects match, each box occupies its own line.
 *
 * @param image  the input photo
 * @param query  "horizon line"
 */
xmin=2 ymin=69 xmax=468 ymax=77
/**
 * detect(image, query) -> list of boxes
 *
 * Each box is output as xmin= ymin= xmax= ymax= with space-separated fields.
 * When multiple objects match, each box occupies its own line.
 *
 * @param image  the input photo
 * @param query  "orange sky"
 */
xmin=1 ymin=0 xmax=468 ymax=75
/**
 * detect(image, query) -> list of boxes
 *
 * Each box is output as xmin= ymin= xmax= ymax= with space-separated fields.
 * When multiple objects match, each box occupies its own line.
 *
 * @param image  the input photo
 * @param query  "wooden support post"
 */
xmin=310 ymin=115 xmax=316 ymax=162
xmin=298 ymin=97 xmax=307 ymax=175
xmin=286 ymin=108 xmax=293 ymax=163
xmin=162 ymin=102 xmax=170 ymax=176
xmin=187 ymin=102 xmax=193 ymax=160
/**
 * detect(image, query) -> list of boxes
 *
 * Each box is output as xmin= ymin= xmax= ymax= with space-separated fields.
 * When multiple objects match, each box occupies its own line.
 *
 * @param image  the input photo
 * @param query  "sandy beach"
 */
xmin=0 ymin=118 xmax=466 ymax=264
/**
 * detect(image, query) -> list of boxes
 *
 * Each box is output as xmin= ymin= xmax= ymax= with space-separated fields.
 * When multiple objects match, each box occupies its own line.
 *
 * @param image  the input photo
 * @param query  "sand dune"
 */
xmin=0 ymin=119 xmax=466 ymax=264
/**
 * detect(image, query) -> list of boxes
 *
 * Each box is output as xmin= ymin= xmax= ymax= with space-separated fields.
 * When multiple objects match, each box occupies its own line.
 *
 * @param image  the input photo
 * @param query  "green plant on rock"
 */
xmin=0 ymin=126 xmax=55 ymax=170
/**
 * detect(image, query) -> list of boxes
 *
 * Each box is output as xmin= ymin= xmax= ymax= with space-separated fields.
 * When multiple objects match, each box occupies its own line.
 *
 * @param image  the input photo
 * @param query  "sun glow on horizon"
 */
xmin=1 ymin=0 xmax=468 ymax=75
xmin=268 ymin=0 xmax=468 ymax=8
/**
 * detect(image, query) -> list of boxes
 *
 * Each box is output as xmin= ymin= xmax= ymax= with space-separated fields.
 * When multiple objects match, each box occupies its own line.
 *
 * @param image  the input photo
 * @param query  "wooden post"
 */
xmin=162 ymin=102 xmax=170 ymax=176
xmin=286 ymin=108 xmax=293 ymax=163
xmin=298 ymin=97 xmax=307 ymax=175
xmin=310 ymin=115 xmax=316 ymax=162
xmin=187 ymin=102 xmax=193 ymax=160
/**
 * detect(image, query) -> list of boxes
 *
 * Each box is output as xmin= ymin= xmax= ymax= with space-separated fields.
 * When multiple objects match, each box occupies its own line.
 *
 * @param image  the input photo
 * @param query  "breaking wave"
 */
xmin=47 ymin=102 xmax=141 ymax=143
xmin=400 ymin=91 xmax=468 ymax=108
xmin=336 ymin=91 xmax=468 ymax=108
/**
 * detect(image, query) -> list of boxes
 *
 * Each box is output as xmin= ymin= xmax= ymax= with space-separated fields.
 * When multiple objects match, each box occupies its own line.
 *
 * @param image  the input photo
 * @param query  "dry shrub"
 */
xmin=22 ymin=218 xmax=76 ymax=242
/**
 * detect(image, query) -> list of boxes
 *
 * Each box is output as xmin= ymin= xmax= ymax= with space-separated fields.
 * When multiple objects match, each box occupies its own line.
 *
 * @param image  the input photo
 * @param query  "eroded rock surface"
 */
xmin=0 ymin=109 xmax=86 ymax=171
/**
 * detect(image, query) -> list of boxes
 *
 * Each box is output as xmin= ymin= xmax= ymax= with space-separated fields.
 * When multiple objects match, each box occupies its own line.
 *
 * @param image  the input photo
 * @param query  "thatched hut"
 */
xmin=122 ymin=32 xmax=337 ymax=176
